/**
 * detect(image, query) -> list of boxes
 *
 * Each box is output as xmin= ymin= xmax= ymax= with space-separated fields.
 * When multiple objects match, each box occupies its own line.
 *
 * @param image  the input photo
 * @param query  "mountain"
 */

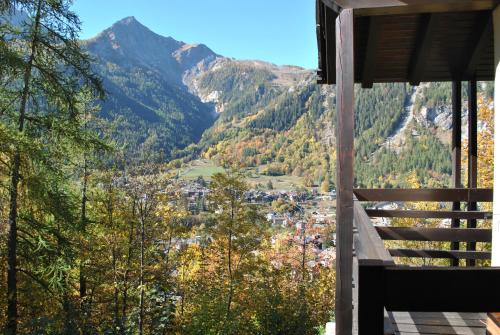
xmin=179 ymin=58 xmax=465 ymax=188
xmin=86 ymin=17 xmax=492 ymax=187
xmin=84 ymin=17 xmax=218 ymax=162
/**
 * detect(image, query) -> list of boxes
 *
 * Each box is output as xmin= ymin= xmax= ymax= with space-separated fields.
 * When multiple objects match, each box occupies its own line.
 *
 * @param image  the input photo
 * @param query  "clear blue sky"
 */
xmin=71 ymin=0 xmax=318 ymax=69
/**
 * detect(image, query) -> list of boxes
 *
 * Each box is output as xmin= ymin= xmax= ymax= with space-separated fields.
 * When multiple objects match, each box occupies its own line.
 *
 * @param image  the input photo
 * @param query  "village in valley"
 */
xmin=175 ymin=176 xmax=338 ymax=268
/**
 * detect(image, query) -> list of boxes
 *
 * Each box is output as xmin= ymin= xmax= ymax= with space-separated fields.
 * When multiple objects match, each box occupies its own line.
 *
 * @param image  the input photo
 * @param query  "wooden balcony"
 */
xmin=352 ymin=188 xmax=500 ymax=335
xmin=315 ymin=1 xmax=500 ymax=333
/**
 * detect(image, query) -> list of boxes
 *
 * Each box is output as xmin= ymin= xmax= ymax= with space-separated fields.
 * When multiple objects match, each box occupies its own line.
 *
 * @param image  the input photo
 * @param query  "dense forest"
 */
xmin=184 ymin=65 xmax=493 ymax=188
xmin=0 ymin=2 xmax=334 ymax=334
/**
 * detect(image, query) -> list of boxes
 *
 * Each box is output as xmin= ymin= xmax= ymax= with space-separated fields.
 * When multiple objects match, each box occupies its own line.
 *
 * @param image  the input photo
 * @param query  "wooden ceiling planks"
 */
xmin=317 ymin=0 xmax=496 ymax=84
xmin=351 ymin=0 xmax=500 ymax=16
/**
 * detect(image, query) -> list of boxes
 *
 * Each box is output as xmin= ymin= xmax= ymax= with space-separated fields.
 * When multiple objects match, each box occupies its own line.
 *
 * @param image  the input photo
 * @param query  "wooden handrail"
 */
xmin=353 ymin=201 xmax=394 ymax=266
xmin=366 ymin=209 xmax=492 ymax=219
xmin=388 ymin=248 xmax=491 ymax=260
xmin=355 ymin=189 xmax=500 ymax=335
xmin=375 ymin=227 xmax=492 ymax=242
xmin=354 ymin=188 xmax=493 ymax=202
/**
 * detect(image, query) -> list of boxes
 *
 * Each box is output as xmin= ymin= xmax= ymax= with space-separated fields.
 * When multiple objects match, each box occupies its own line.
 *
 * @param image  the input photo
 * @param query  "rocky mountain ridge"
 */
xmin=85 ymin=16 xmax=485 ymax=186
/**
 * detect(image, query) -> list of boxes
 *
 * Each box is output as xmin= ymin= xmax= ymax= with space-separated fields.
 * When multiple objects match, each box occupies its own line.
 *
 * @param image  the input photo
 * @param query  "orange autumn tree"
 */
xmin=462 ymin=96 xmax=494 ymax=192
xmin=462 ymin=96 xmax=494 ymax=259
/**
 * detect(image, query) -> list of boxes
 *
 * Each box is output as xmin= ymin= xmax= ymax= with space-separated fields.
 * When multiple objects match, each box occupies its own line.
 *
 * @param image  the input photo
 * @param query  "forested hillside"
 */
xmin=181 ymin=62 xmax=492 ymax=188
xmin=83 ymin=17 xmax=218 ymax=163
xmin=0 ymin=5 xmax=336 ymax=334
xmin=79 ymin=16 xmax=495 ymax=188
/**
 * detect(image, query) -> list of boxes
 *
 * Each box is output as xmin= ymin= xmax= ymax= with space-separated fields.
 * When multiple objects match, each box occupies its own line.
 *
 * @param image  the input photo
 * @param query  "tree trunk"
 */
xmin=80 ymin=156 xmax=89 ymax=335
xmin=121 ymin=199 xmax=136 ymax=334
xmin=62 ymin=278 xmax=77 ymax=334
xmin=226 ymin=230 xmax=233 ymax=317
xmin=226 ymin=200 xmax=235 ymax=318
xmin=6 ymin=2 xmax=42 ymax=333
xmin=112 ymin=245 xmax=120 ymax=334
xmin=139 ymin=214 xmax=145 ymax=335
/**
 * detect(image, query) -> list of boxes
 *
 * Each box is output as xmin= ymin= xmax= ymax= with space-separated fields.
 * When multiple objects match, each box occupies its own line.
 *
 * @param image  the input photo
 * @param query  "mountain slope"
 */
xmin=180 ymin=59 xmax=456 ymax=188
xmin=84 ymin=17 xmax=218 ymax=162
xmin=86 ymin=17 xmax=490 ymax=188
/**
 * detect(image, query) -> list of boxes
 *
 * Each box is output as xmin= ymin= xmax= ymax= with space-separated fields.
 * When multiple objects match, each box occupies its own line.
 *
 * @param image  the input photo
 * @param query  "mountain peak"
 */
xmin=111 ymin=16 xmax=149 ymax=31
xmin=85 ymin=16 xmax=218 ymax=84
xmin=115 ymin=16 xmax=140 ymax=26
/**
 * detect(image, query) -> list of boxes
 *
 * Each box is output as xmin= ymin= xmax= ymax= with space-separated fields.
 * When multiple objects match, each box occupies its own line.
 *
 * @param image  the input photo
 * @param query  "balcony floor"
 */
xmin=386 ymin=312 xmax=487 ymax=335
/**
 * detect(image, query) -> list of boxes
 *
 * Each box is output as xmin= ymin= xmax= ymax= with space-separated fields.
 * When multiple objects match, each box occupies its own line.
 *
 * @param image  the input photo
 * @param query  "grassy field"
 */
xmin=178 ymin=159 xmax=225 ymax=179
xmin=177 ymin=160 xmax=304 ymax=191
xmin=245 ymin=173 xmax=304 ymax=191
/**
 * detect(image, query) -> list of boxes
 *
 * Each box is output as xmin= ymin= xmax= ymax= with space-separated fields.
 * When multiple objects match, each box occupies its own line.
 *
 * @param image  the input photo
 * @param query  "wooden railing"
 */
xmin=354 ymin=188 xmax=493 ymax=263
xmin=352 ymin=190 xmax=500 ymax=335
xmin=354 ymin=188 xmax=493 ymax=202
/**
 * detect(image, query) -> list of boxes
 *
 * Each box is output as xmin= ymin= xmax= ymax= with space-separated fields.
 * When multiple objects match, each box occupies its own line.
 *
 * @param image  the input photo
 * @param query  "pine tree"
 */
xmin=1 ymin=1 xmax=103 ymax=333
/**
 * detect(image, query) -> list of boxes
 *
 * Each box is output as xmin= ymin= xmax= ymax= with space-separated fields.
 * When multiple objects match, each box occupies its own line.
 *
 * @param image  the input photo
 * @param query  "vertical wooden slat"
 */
xmin=361 ymin=16 xmax=381 ymax=88
xmin=409 ymin=14 xmax=439 ymax=86
xmin=335 ymin=8 xmax=354 ymax=335
xmin=467 ymin=80 xmax=478 ymax=266
xmin=316 ymin=0 xmax=326 ymax=83
xmin=324 ymin=4 xmax=337 ymax=84
xmin=451 ymin=80 xmax=462 ymax=266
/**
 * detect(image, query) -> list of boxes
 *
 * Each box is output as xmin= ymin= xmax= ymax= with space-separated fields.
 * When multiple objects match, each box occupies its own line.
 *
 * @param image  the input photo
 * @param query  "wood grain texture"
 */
xmin=451 ymin=80 xmax=462 ymax=266
xmin=354 ymin=188 xmax=493 ymax=202
xmin=376 ymin=227 xmax=492 ymax=242
xmin=467 ymin=80 xmax=478 ymax=266
xmin=335 ymin=8 xmax=355 ymax=335
xmin=388 ymin=248 xmax=491 ymax=260
xmin=366 ymin=209 xmax=492 ymax=219
xmin=317 ymin=9 xmax=495 ymax=84
xmin=354 ymin=202 xmax=394 ymax=265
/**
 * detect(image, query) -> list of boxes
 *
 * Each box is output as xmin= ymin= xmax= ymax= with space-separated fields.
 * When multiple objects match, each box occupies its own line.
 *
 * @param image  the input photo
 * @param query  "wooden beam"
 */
xmin=452 ymin=81 xmax=462 ymax=190
xmin=361 ymin=16 xmax=381 ymax=88
xmin=354 ymin=1 xmax=499 ymax=16
xmin=335 ymin=8 xmax=354 ymax=335
xmin=462 ymin=12 xmax=493 ymax=79
xmin=487 ymin=313 xmax=500 ymax=335
xmin=384 ymin=266 xmax=500 ymax=312
xmin=354 ymin=202 xmax=394 ymax=265
xmin=366 ymin=209 xmax=492 ymax=220
xmin=354 ymin=188 xmax=493 ymax=202
xmin=316 ymin=0 xmax=327 ymax=84
xmin=492 ymin=4 xmax=500 ymax=267
xmin=321 ymin=0 xmax=341 ymax=13
xmin=467 ymin=80 xmax=478 ymax=266
xmin=409 ymin=14 xmax=439 ymax=86
xmin=324 ymin=4 xmax=337 ymax=84
xmin=468 ymin=81 xmax=478 ymax=192
xmin=451 ymin=80 xmax=462 ymax=266
xmin=376 ymin=227 xmax=492 ymax=242
xmin=388 ymin=248 xmax=491 ymax=260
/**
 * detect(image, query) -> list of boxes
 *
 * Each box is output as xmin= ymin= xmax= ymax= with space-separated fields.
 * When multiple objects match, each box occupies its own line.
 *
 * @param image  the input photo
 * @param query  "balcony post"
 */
xmin=467 ymin=79 xmax=478 ymax=266
xmin=493 ymin=5 xmax=500 ymax=266
xmin=335 ymin=7 xmax=355 ymax=335
xmin=451 ymin=80 xmax=462 ymax=266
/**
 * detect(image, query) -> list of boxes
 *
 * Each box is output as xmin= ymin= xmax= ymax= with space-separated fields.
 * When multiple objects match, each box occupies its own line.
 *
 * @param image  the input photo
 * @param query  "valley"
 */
xmin=1 ymin=4 xmax=496 ymax=334
xmin=85 ymin=16 xmax=486 ymax=189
